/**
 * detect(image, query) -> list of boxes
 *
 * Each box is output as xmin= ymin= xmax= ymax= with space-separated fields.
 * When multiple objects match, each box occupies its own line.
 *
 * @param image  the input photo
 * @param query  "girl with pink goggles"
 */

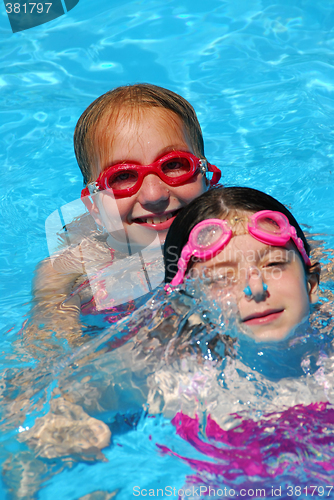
xmin=170 ymin=210 xmax=311 ymax=287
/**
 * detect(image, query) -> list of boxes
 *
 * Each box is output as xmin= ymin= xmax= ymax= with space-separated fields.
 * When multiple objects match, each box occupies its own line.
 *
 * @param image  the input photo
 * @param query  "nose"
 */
xmin=136 ymin=173 xmax=170 ymax=208
xmin=243 ymin=267 xmax=268 ymax=302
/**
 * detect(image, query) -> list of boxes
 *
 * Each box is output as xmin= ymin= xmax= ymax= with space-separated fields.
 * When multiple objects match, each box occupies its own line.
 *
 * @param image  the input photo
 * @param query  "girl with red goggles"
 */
xmin=30 ymin=84 xmax=221 ymax=346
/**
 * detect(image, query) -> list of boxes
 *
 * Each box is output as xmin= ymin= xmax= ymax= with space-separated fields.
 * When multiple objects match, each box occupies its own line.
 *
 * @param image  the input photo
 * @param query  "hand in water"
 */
xmin=18 ymin=398 xmax=111 ymax=462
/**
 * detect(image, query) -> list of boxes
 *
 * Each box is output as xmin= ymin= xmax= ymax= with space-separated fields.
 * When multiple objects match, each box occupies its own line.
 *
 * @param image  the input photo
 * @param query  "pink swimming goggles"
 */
xmin=81 ymin=151 xmax=221 ymax=200
xmin=169 ymin=210 xmax=311 ymax=287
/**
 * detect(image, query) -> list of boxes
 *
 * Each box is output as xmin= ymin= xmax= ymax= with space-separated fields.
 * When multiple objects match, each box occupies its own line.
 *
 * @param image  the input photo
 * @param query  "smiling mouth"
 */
xmin=133 ymin=209 xmax=180 ymax=225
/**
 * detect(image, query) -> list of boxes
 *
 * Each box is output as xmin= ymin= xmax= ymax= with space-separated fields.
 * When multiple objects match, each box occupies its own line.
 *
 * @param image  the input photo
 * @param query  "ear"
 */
xmin=307 ymin=262 xmax=321 ymax=304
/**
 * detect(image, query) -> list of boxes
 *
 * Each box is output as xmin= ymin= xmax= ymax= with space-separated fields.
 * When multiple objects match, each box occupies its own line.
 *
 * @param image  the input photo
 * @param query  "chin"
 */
xmin=251 ymin=327 xmax=292 ymax=342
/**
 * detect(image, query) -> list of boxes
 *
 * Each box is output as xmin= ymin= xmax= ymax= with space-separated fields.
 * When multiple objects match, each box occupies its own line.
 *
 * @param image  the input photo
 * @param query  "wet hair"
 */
xmin=164 ymin=186 xmax=311 ymax=283
xmin=74 ymin=83 xmax=205 ymax=185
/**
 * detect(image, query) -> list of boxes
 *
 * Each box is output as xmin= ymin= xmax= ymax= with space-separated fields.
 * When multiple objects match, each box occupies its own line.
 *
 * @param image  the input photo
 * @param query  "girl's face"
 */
xmin=90 ymin=107 xmax=208 ymax=245
xmin=191 ymin=213 xmax=319 ymax=341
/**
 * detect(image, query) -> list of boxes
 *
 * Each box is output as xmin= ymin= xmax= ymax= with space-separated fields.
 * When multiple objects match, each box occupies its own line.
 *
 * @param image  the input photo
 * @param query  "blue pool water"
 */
xmin=1 ymin=0 xmax=334 ymax=498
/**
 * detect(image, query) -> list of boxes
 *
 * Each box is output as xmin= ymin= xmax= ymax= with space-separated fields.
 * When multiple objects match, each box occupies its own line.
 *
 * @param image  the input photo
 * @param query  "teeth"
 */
xmin=143 ymin=213 xmax=174 ymax=224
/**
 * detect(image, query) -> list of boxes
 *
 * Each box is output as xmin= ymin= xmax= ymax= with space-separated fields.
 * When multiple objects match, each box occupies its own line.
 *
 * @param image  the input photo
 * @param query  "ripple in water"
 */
xmin=0 ymin=273 xmax=333 ymax=497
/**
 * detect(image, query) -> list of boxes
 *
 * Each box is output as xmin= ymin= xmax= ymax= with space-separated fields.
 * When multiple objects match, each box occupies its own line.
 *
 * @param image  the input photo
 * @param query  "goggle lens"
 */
xmin=193 ymin=224 xmax=226 ymax=249
xmin=107 ymin=170 xmax=139 ymax=191
xmin=161 ymin=156 xmax=193 ymax=178
xmin=254 ymin=214 xmax=286 ymax=235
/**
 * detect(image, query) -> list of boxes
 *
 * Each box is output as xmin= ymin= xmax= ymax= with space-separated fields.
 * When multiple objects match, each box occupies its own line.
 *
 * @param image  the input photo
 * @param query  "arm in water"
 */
xmin=24 ymin=256 xmax=84 ymax=350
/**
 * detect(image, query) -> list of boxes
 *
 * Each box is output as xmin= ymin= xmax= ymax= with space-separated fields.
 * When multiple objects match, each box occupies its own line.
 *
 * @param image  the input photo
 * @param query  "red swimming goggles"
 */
xmin=81 ymin=151 xmax=221 ymax=199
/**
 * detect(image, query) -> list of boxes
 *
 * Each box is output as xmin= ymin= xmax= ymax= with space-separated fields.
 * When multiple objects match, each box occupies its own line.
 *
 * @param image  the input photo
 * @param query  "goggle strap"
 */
xmin=207 ymin=163 xmax=222 ymax=185
xmin=198 ymin=158 xmax=222 ymax=185
xmin=81 ymin=186 xmax=94 ymax=211
xmin=170 ymin=270 xmax=185 ymax=287
xmin=292 ymin=236 xmax=311 ymax=266
xmin=286 ymin=225 xmax=311 ymax=266
xmin=170 ymin=245 xmax=193 ymax=286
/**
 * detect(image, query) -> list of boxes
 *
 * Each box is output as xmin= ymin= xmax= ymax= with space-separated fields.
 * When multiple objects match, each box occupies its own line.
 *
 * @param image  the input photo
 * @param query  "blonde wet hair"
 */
xmin=74 ymin=83 xmax=205 ymax=185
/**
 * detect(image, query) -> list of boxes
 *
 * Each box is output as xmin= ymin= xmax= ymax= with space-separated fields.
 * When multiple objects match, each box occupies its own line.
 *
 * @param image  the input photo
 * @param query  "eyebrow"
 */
xmin=255 ymin=247 xmax=291 ymax=259
xmin=156 ymin=145 xmax=190 ymax=159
